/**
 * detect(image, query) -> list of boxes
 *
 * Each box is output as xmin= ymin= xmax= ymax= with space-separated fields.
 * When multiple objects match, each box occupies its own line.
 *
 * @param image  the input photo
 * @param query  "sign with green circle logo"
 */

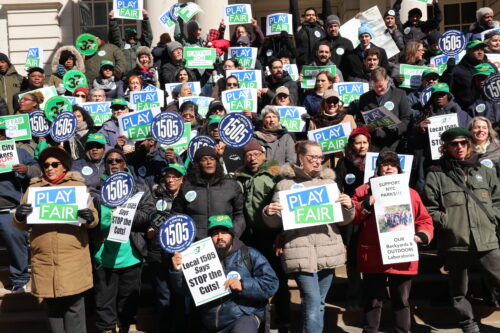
xmin=63 ymin=70 xmax=87 ymax=93
xmin=44 ymin=96 xmax=72 ymax=122
xmin=75 ymin=33 xmax=98 ymax=56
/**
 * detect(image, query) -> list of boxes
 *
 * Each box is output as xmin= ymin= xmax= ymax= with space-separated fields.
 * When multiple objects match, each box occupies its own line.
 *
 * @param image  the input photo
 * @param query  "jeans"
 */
xmin=148 ymin=261 xmax=171 ymax=333
xmin=45 ymin=293 xmax=87 ymax=333
xmin=206 ymin=315 xmax=259 ymax=333
xmin=0 ymin=212 xmax=29 ymax=287
xmin=293 ymin=270 xmax=334 ymax=333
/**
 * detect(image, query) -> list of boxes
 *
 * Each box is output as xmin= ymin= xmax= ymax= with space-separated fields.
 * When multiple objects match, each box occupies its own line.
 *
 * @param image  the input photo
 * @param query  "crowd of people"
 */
xmin=0 ymin=1 xmax=499 ymax=333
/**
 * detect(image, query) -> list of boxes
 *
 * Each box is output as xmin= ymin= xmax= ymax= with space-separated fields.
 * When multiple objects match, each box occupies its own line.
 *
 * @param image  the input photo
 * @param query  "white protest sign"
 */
xmin=81 ymin=102 xmax=112 ymax=126
xmin=164 ymin=81 xmax=201 ymax=104
xmin=276 ymin=106 xmax=307 ymax=132
xmin=307 ymin=122 xmax=352 ymax=155
xmin=107 ymin=192 xmax=144 ymax=243
xmin=226 ymin=70 xmax=262 ymax=89
xmin=428 ymin=113 xmax=459 ymax=160
xmin=221 ymin=88 xmax=258 ymax=113
xmin=370 ymin=174 xmax=418 ymax=265
xmin=180 ymin=237 xmax=231 ymax=306
xmin=364 ymin=152 xmax=414 ymax=183
xmin=25 ymin=47 xmax=43 ymax=68
xmin=27 ymin=186 xmax=89 ymax=225
xmin=228 ymin=47 xmax=258 ymax=69
xmin=159 ymin=6 xmax=177 ymax=31
xmin=487 ymin=53 xmax=500 ymax=71
xmin=113 ymin=0 xmax=143 ymax=20
xmin=279 ymin=184 xmax=344 ymax=230
xmin=0 ymin=139 xmax=19 ymax=173
xmin=224 ymin=4 xmax=252 ymax=25
xmin=179 ymin=96 xmax=214 ymax=118
xmin=283 ymin=64 xmax=299 ymax=81
xmin=18 ymin=86 xmax=57 ymax=109
xmin=334 ymin=82 xmax=369 ymax=106
xmin=184 ymin=48 xmax=216 ymax=69
xmin=266 ymin=13 xmax=293 ymax=36
xmin=118 ymin=107 xmax=161 ymax=141
xmin=480 ymin=28 xmax=500 ymax=40
xmin=130 ymin=90 xmax=165 ymax=108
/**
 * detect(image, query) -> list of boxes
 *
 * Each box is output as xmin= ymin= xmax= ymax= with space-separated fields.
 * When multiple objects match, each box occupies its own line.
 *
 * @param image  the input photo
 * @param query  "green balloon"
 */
xmin=63 ymin=70 xmax=88 ymax=93
xmin=44 ymin=96 xmax=72 ymax=122
xmin=75 ymin=33 xmax=98 ymax=56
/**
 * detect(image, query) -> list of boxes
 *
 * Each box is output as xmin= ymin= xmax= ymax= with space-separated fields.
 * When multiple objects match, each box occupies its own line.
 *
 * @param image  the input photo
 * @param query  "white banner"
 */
xmin=107 ymin=192 xmax=144 ymax=243
xmin=364 ymin=152 xmax=414 ymax=183
xmin=428 ymin=114 xmax=459 ymax=160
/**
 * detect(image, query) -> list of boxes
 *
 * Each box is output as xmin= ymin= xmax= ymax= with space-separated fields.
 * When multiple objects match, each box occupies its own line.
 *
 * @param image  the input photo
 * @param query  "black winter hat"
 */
xmin=39 ymin=147 xmax=72 ymax=172
xmin=408 ymin=8 xmax=423 ymax=18
xmin=427 ymin=31 xmax=441 ymax=46
xmin=375 ymin=151 xmax=402 ymax=174
xmin=59 ymin=50 xmax=76 ymax=65
xmin=0 ymin=53 xmax=11 ymax=66
xmin=194 ymin=146 xmax=217 ymax=162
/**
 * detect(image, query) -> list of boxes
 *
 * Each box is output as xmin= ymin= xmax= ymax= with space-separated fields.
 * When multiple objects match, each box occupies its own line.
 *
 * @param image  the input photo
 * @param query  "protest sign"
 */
xmin=439 ymin=30 xmax=466 ymax=56
xmin=224 ymin=4 xmax=252 ymax=25
xmin=279 ymin=184 xmax=344 ymax=230
xmin=399 ymin=65 xmax=429 ymax=89
xmin=27 ymin=186 xmax=88 ymax=225
xmin=150 ymin=112 xmax=184 ymax=145
xmin=483 ymin=74 xmax=500 ymax=102
xmin=167 ymin=123 xmax=192 ymax=155
xmin=226 ymin=70 xmax=262 ymax=89
xmin=266 ymin=13 xmax=293 ymax=36
xmin=136 ymin=102 xmax=161 ymax=111
xmin=18 ymin=86 xmax=57 ymax=109
xmin=50 ymin=112 xmax=77 ymax=143
xmin=429 ymin=51 xmax=465 ymax=74
xmin=63 ymin=70 xmax=88 ymax=93
xmin=428 ymin=113 xmax=459 ymax=160
xmin=65 ymin=96 xmax=83 ymax=106
xmin=165 ymin=81 xmax=201 ymax=104
xmin=301 ymin=65 xmax=336 ymax=89
xmin=370 ymin=174 xmax=419 ymax=265
xmin=333 ymin=82 xmax=369 ymax=106
xmin=159 ymin=7 xmax=176 ymax=30
xmin=219 ymin=113 xmax=253 ymax=148
xmin=44 ymin=96 xmax=73 ymax=122
xmin=184 ymin=48 xmax=216 ymax=69
xmin=180 ymin=237 xmax=231 ymax=306
xmin=410 ymin=0 xmax=432 ymax=3
xmin=25 ymin=48 xmax=43 ymax=68
xmin=307 ymin=122 xmax=352 ymax=155
xmin=101 ymin=171 xmax=135 ymax=207
xmin=276 ymin=106 xmax=307 ymax=132
xmin=29 ymin=111 xmax=50 ymax=137
xmin=130 ymin=90 xmax=164 ymax=108
xmin=75 ymin=33 xmax=98 ymax=56
xmin=118 ymin=107 xmax=160 ymax=141
xmin=158 ymin=214 xmax=196 ymax=253
xmin=143 ymin=84 xmax=161 ymax=92
xmin=221 ymin=88 xmax=258 ymax=113
xmin=188 ymin=135 xmax=217 ymax=161
xmin=0 ymin=114 xmax=31 ymax=141
xmin=178 ymin=2 xmax=203 ymax=21
xmin=420 ymin=86 xmax=433 ymax=106
xmin=363 ymin=152 xmax=414 ymax=183
xmin=362 ymin=106 xmax=401 ymax=128
xmin=113 ymin=0 xmax=143 ymax=20
xmin=487 ymin=53 xmax=500 ymax=71
xmin=107 ymin=192 xmax=144 ymax=243
xmin=0 ymin=140 xmax=19 ymax=173
xmin=179 ymin=96 xmax=213 ymax=118
xmin=82 ymin=102 xmax=112 ymax=126
xmin=228 ymin=47 xmax=258 ymax=69
xmin=283 ymin=64 xmax=299 ymax=81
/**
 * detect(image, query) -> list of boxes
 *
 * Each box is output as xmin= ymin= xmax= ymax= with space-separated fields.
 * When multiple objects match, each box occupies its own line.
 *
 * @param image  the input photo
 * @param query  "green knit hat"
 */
xmin=472 ymin=63 xmax=495 ymax=77
xmin=208 ymin=215 xmax=233 ymax=234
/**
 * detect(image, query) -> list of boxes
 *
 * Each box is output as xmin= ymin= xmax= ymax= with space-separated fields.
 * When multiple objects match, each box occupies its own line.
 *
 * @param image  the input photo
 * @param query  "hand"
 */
xmin=334 ymin=74 xmax=341 ymax=83
xmin=418 ymin=119 xmax=431 ymax=132
xmin=142 ymin=9 xmax=149 ymax=18
xmin=266 ymin=203 xmax=283 ymax=216
xmin=78 ymin=209 xmax=94 ymax=224
xmin=116 ymin=135 xmax=127 ymax=148
xmin=274 ymin=234 xmax=284 ymax=256
xmin=214 ymin=142 xmax=226 ymax=156
xmin=251 ymin=18 xmax=257 ymax=26
xmin=219 ymin=19 xmax=225 ymax=29
xmin=336 ymin=194 xmax=353 ymax=209
xmin=172 ymin=252 xmax=183 ymax=271
xmin=414 ymin=235 xmax=423 ymax=243
xmin=147 ymin=227 xmax=156 ymax=239
xmin=123 ymin=145 xmax=134 ymax=154
xmin=363 ymin=124 xmax=377 ymax=132
xmin=15 ymin=204 xmax=33 ymax=221
xmin=108 ymin=10 xmax=114 ymax=19
xmin=259 ymin=88 xmax=269 ymax=95
xmin=298 ymin=74 xmax=304 ymax=83
xmin=354 ymin=12 xmax=362 ymax=19
xmin=165 ymin=147 xmax=177 ymax=162
xmin=224 ymin=278 xmax=243 ymax=291
xmin=12 ymin=164 xmax=27 ymax=174
xmin=242 ymin=109 xmax=253 ymax=119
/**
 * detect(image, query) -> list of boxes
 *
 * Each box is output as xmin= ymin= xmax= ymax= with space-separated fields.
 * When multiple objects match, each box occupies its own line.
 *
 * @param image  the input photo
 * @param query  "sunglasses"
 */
xmin=326 ymin=98 xmax=339 ymax=104
xmin=106 ymin=158 xmax=124 ymax=164
xmin=75 ymin=94 xmax=86 ymax=98
xmin=449 ymin=140 xmax=468 ymax=147
xmin=227 ymin=82 xmax=238 ymax=87
xmin=43 ymin=162 xmax=61 ymax=169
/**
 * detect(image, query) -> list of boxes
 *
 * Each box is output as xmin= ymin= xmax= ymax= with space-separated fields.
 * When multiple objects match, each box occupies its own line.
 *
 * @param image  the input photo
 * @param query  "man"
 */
xmin=108 ymin=10 xmax=153 ymax=74
xmin=99 ymin=98 xmax=133 ymax=152
xmin=295 ymin=8 xmax=325 ymax=68
xmin=260 ymin=58 xmax=299 ymax=106
xmin=72 ymin=133 xmax=106 ymax=189
xmin=12 ymin=67 xmax=45 ymax=112
xmin=347 ymin=47 xmax=381 ymax=82
xmin=468 ymin=63 xmax=500 ymax=132
xmin=319 ymin=14 xmax=354 ymax=74
xmin=84 ymin=31 xmax=126 ymax=83
xmin=394 ymin=0 xmax=442 ymax=43
xmin=383 ymin=9 xmax=404 ymax=51
xmin=424 ymin=127 xmax=500 ymax=333
xmin=0 ymin=53 xmax=22 ymax=115
xmin=407 ymin=68 xmax=440 ymax=118
xmin=90 ymin=88 xmax=106 ymax=102
xmin=206 ymin=114 xmax=245 ymax=173
xmin=159 ymin=41 xmax=195 ymax=86
xmin=170 ymin=215 xmax=279 ymax=333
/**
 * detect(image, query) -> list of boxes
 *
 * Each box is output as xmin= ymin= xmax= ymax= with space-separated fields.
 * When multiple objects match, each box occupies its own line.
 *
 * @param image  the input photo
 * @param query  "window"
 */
xmin=429 ymin=1 xmax=477 ymax=33
xmin=79 ymin=0 xmax=137 ymax=39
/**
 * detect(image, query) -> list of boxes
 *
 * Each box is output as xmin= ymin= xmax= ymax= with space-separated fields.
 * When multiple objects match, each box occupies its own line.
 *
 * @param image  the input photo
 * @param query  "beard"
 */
xmin=215 ymin=239 xmax=233 ymax=260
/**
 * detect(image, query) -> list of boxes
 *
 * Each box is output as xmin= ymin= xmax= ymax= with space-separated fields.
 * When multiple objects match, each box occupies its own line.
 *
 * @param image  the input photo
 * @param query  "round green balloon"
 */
xmin=63 ymin=70 xmax=88 ymax=93
xmin=75 ymin=33 xmax=98 ymax=56
xmin=44 ymin=96 xmax=72 ymax=122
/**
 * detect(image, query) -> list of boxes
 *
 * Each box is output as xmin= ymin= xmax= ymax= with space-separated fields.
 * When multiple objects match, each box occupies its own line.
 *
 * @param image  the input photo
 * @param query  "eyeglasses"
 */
xmin=165 ymin=175 xmax=182 ymax=180
xmin=305 ymin=155 xmax=322 ymax=161
xmin=326 ymin=98 xmax=339 ymax=105
xmin=112 ymin=107 xmax=126 ymax=111
xmin=449 ymin=140 xmax=468 ymax=147
xmin=227 ymin=82 xmax=238 ymax=87
xmin=20 ymin=98 xmax=34 ymax=102
xmin=245 ymin=151 xmax=263 ymax=160
xmin=43 ymin=162 xmax=61 ymax=169
xmin=106 ymin=158 xmax=124 ymax=164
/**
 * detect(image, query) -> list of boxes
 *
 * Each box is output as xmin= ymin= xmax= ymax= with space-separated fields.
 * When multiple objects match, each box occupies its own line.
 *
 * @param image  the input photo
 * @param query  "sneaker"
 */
xmin=11 ymin=284 xmax=27 ymax=294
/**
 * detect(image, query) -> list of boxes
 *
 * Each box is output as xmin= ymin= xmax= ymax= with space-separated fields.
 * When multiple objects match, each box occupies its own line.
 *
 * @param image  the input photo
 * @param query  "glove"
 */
xmin=446 ymin=57 xmax=456 ymax=67
xmin=77 ymin=209 xmax=94 ymax=224
xmin=394 ymin=74 xmax=405 ymax=85
xmin=15 ymin=204 xmax=33 ymax=221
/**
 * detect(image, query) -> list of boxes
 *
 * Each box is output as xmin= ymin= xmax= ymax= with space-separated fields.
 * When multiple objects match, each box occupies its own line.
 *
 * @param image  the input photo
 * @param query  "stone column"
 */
xmin=195 ymin=0 xmax=229 ymax=39
xmin=145 ymin=0 xmax=178 ymax=43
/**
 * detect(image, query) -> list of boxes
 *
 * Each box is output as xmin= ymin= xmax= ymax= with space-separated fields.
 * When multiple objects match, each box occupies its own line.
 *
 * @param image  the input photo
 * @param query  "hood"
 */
xmin=51 ymin=45 xmax=85 ymax=73
xmin=135 ymin=46 xmax=154 ymax=67
xmin=280 ymin=162 xmax=335 ymax=182
xmin=469 ymin=20 xmax=500 ymax=32
xmin=30 ymin=171 xmax=85 ymax=185
xmin=225 ymin=237 xmax=245 ymax=258
xmin=234 ymin=158 xmax=281 ymax=179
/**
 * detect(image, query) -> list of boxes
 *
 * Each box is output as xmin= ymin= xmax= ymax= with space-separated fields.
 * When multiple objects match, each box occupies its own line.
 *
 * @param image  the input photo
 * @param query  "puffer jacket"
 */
xmin=424 ymin=154 xmax=500 ymax=253
xmin=295 ymin=21 xmax=326 ymax=67
xmin=123 ymin=46 xmax=159 ymax=87
xmin=12 ymin=172 xmax=99 ymax=298
xmin=262 ymin=163 xmax=355 ymax=274
xmin=466 ymin=21 xmax=500 ymax=43
xmin=71 ymin=154 xmax=106 ymax=189
xmin=253 ymin=129 xmax=296 ymax=165
xmin=48 ymin=45 xmax=85 ymax=89
xmin=0 ymin=65 xmax=23 ymax=115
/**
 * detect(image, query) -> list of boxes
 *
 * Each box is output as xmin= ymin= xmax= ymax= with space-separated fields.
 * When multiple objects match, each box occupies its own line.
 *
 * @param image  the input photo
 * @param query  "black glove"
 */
xmin=446 ymin=57 xmax=456 ymax=67
xmin=77 ymin=209 xmax=94 ymax=224
xmin=15 ymin=204 xmax=33 ymax=221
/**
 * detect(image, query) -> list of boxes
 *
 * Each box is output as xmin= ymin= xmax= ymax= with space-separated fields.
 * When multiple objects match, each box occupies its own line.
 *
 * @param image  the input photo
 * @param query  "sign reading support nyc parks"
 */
xmin=307 ymin=123 xmax=352 ymax=155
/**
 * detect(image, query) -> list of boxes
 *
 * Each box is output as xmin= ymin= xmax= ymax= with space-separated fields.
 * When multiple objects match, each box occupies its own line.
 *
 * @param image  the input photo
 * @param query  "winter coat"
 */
xmin=98 ymin=118 xmax=133 ymax=151
xmin=424 ymin=155 xmax=500 ymax=253
xmin=262 ymin=163 xmax=355 ymax=274
xmin=399 ymin=2 xmax=441 ymax=42
xmin=71 ymin=155 xmax=106 ymax=190
xmin=262 ymin=72 xmax=299 ymax=106
xmin=259 ymin=33 xmax=296 ymax=67
xmin=476 ymin=142 xmax=500 ymax=178
xmin=170 ymin=238 xmax=278 ymax=331
xmin=351 ymin=183 xmax=433 ymax=274
xmin=48 ymin=45 xmax=86 ymax=89
xmin=12 ymin=172 xmax=99 ymax=298
xmin=296 ymin=21 xmax=326 ymax=67
xmin=318 ymin=34 xmax=354 ymax=75
xmin=253 ymin=129 xmax=296 ymax=165
xmin=335 ymin=156 xmax=365 ymax=196
xmin=0 ymin=65 xmax=23 ymax=115
xmin=466 ymin=21 xmax=500 ymax=43
xmin=344 ymin=44 xmax=390 ymax=80
xmin=467 ymin=93 xmax=500 ymax=132
xmin=159 ymin=61 xmax=196 ymax=86
xmin=303 ymin=93 xmax=323 ymax=116
xmin=123 ymin=46 xmax=159 ymax=87
xmin=385 ymin=26 xmax=405 ymax=52
xmin=91 ymin=76 xmax=124 ymax=101
xmin=84 ymin=43 xmax=126 ymax=84
xmin=126 ymin=146 xmax=170 ymax=191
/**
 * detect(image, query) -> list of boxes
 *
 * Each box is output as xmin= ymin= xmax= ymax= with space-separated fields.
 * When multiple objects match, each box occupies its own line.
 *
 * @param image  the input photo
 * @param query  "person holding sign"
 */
xmin=261 ymin=58 xmax=299 ymax=106
xmin=123 ymin=46 xmax=159 ymax=88
xmin=48 ymin=45 xmax=86 ymax=96
xmin=263 ymin=140 xmax=355 ymax=333
xmin=424 ymin=128 xmax=500 ymax=333
xmin=13 ymin=147 xmax=98 ymax=333
xmin=99 ymin=98 xmax=132 ymax=152
xmin=469 ymin=117 xmax=500 ymax=177
xmin=230 ymin=19 xmax=266 ymax=48
xmin=72 ymin=133 xmax=107 ymax=189
xmin=91 ymin=60 xmax=124 ymax=101
xmin=351 ymin=151 xmax=433 ymax=333
xmin=170 ymin=215 xmax=278 ymax=333
xmin=394 ymin=0 xmax=442 ymax=43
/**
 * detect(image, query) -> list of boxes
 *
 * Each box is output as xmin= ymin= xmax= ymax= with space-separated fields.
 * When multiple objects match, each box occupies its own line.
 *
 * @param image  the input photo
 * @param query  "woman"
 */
xmin=179 ymin=101 xmax=202 ymax=136
xmin=271 ymin=86 xmax=293 ymax=106
xmin=254 ymin=106 xmax=296 ymax=165
xmin=303 ymin=71 xmax=334 ymax=117
xmin=263 ymin=140 xmax=354 ymax=333
xmin=230 ymin=20 xmax=265 ymax=48
xmin=13 ymin=147 xmax=98 ymax=333
xmin=469 ymin=116 xmax=500 ymax=177
xmin=91 ymin=60 xmax=124 ymax=100
xmin=213 ymin=74 xmax=240 ymax=99
xmin=124 ymin=46 xmax=159 ymax=87
xmin=174 ymin=68 xmax=195 ymax=83
xmin=17 ymin=91 xmax=44 ymax=114
xmin=352 ymin=151 xmax=433 ymax=333
xmin=391 ymin=40 xmax=427 ymax=88
xmin=166 ymin=83 xmax=193 ymax=113
xmin=64 ymin=106 xmax=95 ymax=161
xmin=48 ymin=45 xmax=85 ymax=95
xmin=123 ymin=75 xmax=143 ymax=101
xmin=485 ymin=30 xmax=500 ymax=53
xmin=73 ymin=87 xmax=89 ymax=102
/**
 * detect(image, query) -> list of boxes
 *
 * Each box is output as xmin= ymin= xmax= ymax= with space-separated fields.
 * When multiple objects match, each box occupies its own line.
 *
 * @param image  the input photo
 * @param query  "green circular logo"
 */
xmin=63 ymin=70 xmax=88 ymax=93
xmin=75 ymin=33 xmax=98 ymax=56
xmin=44 ymin=96 xmax=72 ymax=122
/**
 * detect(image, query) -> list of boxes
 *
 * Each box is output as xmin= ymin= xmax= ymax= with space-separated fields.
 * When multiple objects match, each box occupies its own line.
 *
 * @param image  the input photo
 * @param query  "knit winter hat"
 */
xmin=73 ymin=87 xmax=88 ymax=97
xmin=348 ymin=127 xmax=371 ymax=142
xmin=325 ymin=15 xmax=340 ymax=27
xmin=194 ymin=146 xmax=217 ymax=162
xmin=167 ymin=41 xmax=183 ymax=54
xmin=384 ymin=9 xmax=396 ymax=18
xmin=39 ymin=147 xmax=72 ymax=172
xmin=408 ymin=8 xmax=423 ymax=18
xmin=476 ymin=7 xmax=493 ymax=22
xmin=187 ymin=21 xmax=201 ymax=37
xmin=243 ymin=140 xmax=265 ymax=154
xmin=0 ymin=53 xmax=11 ymax=66
xmin=358 ymin=24 xmax=373 ymax=38
xmin=427 ymin=31 xmax=441 ymax=46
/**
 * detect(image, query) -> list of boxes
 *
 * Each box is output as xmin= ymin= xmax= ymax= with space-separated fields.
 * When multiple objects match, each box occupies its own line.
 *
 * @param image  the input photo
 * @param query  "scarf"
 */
xmin=254 ymin=126 xmax=285 ymax=143
xmin=44 ymin=172 xmax=66 ymax=184
xmin=312 ymin=111 xmax=347 ymax=128
xmin=474 ymin=141 xmax=490 ymax=154
xmin=68 ymin=122 xmax=89 ymax=160
xmin=93 ymin=76 xmax=117 ymax=91
xmin=350 ymin=155 xmax=366 ymax=172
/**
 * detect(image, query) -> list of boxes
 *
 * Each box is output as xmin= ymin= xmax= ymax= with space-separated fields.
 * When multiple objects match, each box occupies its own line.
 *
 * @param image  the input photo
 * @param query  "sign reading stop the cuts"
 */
xmin=483 ymin=74 xmax=500 ymax=102
xmin=29 ymin=111 xmax=50 ymax=137
xmin=50 ymin=112 xmax=77 ymax=143
xmin=438 ymin=30 xmax=466 ymax=56
xmin=150 ymin=112 xmax=184 ymax=145
xmin=218 ymin=113 xmax=253 ymax=148
xmin=188 ymin=135 xmax=217 ymax=161
xmin=101 ymin=171 xmax=135 ymax=207
xmin=159 ymin=214 xmax=196 ymax=253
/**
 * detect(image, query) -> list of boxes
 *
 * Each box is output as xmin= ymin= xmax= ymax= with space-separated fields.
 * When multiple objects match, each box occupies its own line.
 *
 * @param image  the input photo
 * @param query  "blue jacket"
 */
xmin=98 ymin=118 xmax=133 ymax=151
xmin=71 ymin=155 xmax=106 ymax=190
xmin=170 ymin=238 xmax=278 ymax=331
xmin=467 ymin=93 xmax=500 ymax=133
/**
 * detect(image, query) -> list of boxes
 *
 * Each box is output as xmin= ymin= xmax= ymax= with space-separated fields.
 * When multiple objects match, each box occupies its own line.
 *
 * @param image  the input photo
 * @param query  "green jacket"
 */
xmin=235 ymin=159 xmax=281 ymax=231
xmin=0 ymin=66 xmax=22 ymax=114
xmin=424 ymin=154 xmax=500 ymax=253
xmin=84 ymin=43 xmax=126 ymax=84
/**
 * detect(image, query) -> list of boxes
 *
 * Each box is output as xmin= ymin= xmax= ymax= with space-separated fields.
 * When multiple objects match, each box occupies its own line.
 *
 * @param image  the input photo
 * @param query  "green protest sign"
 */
xmin=301 ymin=65 xmax=337 ymax=89
xmin=127 ymin=124 xmax=151 ymax=140
xmin=184 ymin=48 xmax=216 ymax=69
xmin=0 ymin=115 xmax=32 ymax=141
xmin=63 ymin=70 xmax=87 ymax=93
xmin=280 ymin=118 xmax=301 ymax=132
xmin=295 ymin=204 xmax=334 ymax=224
xmin=136 ymin=102 xmax=161 ymax=111
xmin=178 ymin=2 xmax=203 ymax=21
xmin=164 ymin=123 xmax=191 ymax=155
xmin=399 ymin=64 xmax=428 ymax=89
xmin=39 ymin=203 xmax=78 ymax=221
xmin=44 ymin=96 xmax=72 ymax=122
xmin=0 ymin=139 xmax=19 ymax=173
xmin=75 ymin=33 xmax=99 ymax=56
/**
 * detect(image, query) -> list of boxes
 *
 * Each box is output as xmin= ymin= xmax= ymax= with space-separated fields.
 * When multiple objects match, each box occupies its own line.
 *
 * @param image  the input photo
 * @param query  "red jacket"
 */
xmin=352 ymin=183 xmax=434 ymax=275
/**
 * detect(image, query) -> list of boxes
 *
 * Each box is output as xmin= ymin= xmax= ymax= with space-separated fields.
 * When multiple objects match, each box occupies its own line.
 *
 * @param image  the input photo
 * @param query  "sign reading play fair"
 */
xmin=333 ymin=82 xmax=369 ymax=106
xmin=179 ymin=96 xmax=214 ymax=118
xmin=428 ymin=113 xmax=459 ymax=160
xmin=362 ymin=106 xmax=401 ymax=128
xmin=221 ymin=88 xmax=258 ymax=113
xmin=113 ymin=0 xmax=143 ymax=20
xmin=226 ymin=70 xmax=262 ymax=89
xmin=118 ymin=107 xmax=161 ymax=141
xmin=25 ymin=48 xmax=43 ymax=68
xmin=308 ymin=123 xmax=352 ymax=155
xmin=228 ymin=47 xmax=258 ymax=68
xmin=283 ymin=64 xmax=299 ymax=81
xmin=0 ymin=115 xmax=31 ymax=141
xmin=224 ymin=4 xmax=252 ymax=25
xmin=180 ymin=237 xmax=231 ymax=306
xmin=27 ymin=186 xmax=88 ymax=225
xmin=130 ymin=90 xmax=165 ymax=108
xmin=0 ymin=140 xmax=19 ymax=173
xmin=399 ymin=65 xmax=429 ymax=89
xmin=18 ymin=86 xmax=57 ymax=109
xmin=370 ymin=174 xmax=418 ymax=265
xmin=301 ymin=65 xmax=336 ymax=89
xmin=107 ymin=192 xmax=144 ymax=243
xmin=178 ymin=2 xmax=203 ymax=21
xmin=266 ymin=13 xmax=293 ymax=36
xmin=276 ymin=106 xmax=307 ymax=132
xmin=82 ymin=102 xmax=112 ymax=126
xmin=279 ymin=184 xmax=343 ymax=230
xmin=184 ymin=48 xmax=216 ymax=69
xmin=429 ymin=51 xmax=465 ymax=74
xmin=364 ymin=152 xmax=414 ymax=183
xmin=159 ymin=6 xmax=177 ymax=30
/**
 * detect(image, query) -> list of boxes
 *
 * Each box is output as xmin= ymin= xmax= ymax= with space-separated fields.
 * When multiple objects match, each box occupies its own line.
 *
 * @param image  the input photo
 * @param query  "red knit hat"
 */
xmin=348 ymin=127 xmax=371 ymax=142
xmin=73 ymin=86 xmax=89 ymax=97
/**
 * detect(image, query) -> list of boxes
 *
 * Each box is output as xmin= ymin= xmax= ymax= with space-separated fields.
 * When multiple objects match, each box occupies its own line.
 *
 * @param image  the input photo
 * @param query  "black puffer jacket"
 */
xmin=262 ymin=72 xmax=299 ymax=106
xmin=318 ymin=34 xmax=354 ymax=74
xmin=296 ymin=21 xmax=326 ymax=67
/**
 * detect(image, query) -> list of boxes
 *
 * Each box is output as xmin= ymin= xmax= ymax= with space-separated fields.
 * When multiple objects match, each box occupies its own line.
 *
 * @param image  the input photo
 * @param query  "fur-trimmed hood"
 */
xmin=135 ymin=46 xmax=153 ymax=67
xmin=51 ymin=45 xmax=85 ymax=73
xmin=469 ymin=20 xmax=500 ymax=33
xmin=279 ymin=162 xmax=336 ymax=182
